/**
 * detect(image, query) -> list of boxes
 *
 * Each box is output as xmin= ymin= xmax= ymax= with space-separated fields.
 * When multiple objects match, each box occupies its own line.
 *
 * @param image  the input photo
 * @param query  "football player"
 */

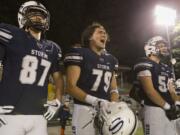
xmin=134 ymin=36 xmax=179 ymax=135
xmin=64 ymin=22 xmax=120 ymax=135
xmin=0 ymin=1 xmax=64 ymax=135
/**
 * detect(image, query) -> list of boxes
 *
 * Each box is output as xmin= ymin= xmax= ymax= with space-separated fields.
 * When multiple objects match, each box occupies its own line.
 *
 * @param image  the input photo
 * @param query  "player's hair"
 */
xmin=81 ymin=22 xmax=110 ymax=47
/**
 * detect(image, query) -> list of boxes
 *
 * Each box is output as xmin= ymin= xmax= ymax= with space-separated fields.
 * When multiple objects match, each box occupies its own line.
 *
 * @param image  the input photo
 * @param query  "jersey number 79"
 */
xmin=91 ymin=69 xmax=112 ymax=92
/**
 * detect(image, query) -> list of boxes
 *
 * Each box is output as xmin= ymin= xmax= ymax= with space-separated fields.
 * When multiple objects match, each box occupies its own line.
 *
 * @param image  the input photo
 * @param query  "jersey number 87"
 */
xmin=19 ymin=55 xmax=51 ymax=86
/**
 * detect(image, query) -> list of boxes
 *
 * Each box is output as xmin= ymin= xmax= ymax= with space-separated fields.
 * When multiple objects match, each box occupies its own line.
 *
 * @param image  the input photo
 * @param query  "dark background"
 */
xmin=0 ymin=0 xmax=179 ymax=66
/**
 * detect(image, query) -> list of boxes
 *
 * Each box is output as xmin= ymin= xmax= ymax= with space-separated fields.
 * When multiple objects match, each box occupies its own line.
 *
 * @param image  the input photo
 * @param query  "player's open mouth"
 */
xmin=100 ymin=39 xmax=105 ymax=44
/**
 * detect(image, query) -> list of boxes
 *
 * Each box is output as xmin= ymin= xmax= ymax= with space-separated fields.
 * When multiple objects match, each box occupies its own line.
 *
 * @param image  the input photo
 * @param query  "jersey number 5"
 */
xmin=91 ymin=69 xmax=112 ymax=92
xmin=19 ymin=55 xmax=51 ymax=86
xmin=158 ymin=75 xmax=167 ymax=92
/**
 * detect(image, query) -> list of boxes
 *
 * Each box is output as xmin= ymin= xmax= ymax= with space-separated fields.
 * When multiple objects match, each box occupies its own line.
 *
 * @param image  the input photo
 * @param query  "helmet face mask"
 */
xmin=18 ymin=1 xmax=50 ymax=32
xmin=144 ymin=36 xmax=169 ymax=57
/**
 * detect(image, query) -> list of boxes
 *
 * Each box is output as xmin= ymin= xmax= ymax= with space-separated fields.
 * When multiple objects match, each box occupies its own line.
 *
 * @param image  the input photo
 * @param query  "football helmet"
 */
xmin=18 ymin=1 xmax=50 ymax=32
xmin=144 ymin=36 xmax=169 ymax=57
xmin=94 ymin=102 xmax=138 ymax=135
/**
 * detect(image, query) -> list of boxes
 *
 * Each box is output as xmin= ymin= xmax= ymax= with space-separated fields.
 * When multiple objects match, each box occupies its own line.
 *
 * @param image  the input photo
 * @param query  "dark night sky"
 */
xmin=0 ymin=0 xmax=180 ymax=66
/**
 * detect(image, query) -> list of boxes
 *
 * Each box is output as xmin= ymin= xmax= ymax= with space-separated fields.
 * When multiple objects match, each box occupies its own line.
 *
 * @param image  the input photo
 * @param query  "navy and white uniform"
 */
xmin=64 ymin=47 xmax=118 ymax=135
xmin=134 ymin=57 xmax=176 ymax=135
xmin=0 ymin=23 xmax=62 ymax=135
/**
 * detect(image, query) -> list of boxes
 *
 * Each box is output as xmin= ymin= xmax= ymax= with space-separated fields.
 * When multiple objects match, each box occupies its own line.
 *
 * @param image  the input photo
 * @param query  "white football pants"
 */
xmin=142 ymin=105 xmax=176 ymax=135
xmin=0 ymin=115 xmax=47 ymax=135
xmin=172 ymin=118 xmax=180 ymax=135
xmin=72 ymin=104 xmax=98 ymax=135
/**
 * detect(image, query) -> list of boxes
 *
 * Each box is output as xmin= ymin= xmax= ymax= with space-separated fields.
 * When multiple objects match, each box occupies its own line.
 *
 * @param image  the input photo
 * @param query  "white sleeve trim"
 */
xmin=134 ymin=62 xmax=152 ymax=70
xmin=137 ymin=70 xmax=151 ymax=77
xmin=0 ymin=30 xmax=12 ymax=40
xmin=64 ymin=56 xmax=83 ymax=61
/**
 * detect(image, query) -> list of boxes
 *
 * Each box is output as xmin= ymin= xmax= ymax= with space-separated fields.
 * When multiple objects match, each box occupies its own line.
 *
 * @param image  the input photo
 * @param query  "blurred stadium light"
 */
xmin=154 ymin=5 xmax=176 ymax=26
xmin=154 ymin=5 xmax=177 ymax=79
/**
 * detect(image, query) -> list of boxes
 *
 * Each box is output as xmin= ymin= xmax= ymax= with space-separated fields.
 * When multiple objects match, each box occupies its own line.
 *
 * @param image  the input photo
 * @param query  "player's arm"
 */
xmin=43 ymin=43 xmax=64 ymax=120
xmin=169 ymin=91 xmax=180 ymax=106
xmin=139 ymin=76 xmax=167 ymax=108
xmin=49 ymin=43 xmax=64 ymax=101
xmin=64 ymin=48 xmax=87 ymax=102
xmin=65 ymin=48 xmax=108 ymax=106
xmin=0 ymin=44 xmax=14 ymax=114
xmin=66 ymin=65 xmax=109 ymax=108
xmin=110 ymin=58 xmax=120 ymax=102
xmin=168 ymin=91 xmax=177 ymax=101
xmin=0 ymin=24 xmax=15 ymax=115
xmin=168 ymin=79 xmax=178 ymax=101
xmin=66 ymin=65 xmax=87 ymax=102
xmin=110 ymin=72 xmax=119 ymax=102
xmin=44 ymin=71 xmax=64 ymax=120
xmin=52 ymin=71 xmax=64 ymax=101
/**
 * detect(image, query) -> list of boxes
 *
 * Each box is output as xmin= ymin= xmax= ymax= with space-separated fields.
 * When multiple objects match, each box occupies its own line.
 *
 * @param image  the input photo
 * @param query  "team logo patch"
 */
xmin=99 ymin=58 xmax=104 ymax=62
xmin=37 ymin=42 xmax=43 ymax=49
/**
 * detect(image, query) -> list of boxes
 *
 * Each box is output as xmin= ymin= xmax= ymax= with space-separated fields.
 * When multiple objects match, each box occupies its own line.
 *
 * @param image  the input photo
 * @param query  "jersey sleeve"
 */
xmin=64 ymin=48 xmax=83 ymax=67
xmin=134 ymin=58 xmax=153 ymax=77
xmin=0 ymin=23 xmax=13 ymax=46
xmin=50 ymin=42 xmax=63 ymax=73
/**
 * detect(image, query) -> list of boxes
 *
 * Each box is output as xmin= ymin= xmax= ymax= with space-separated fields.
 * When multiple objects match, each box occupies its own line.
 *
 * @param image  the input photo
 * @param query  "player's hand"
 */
xmin=0 ymin=116 xmax=7 ymax=127
xmin=165 ymin=105 xmax=179 ymax=120
xmin=44 ymin=99 xmax=61 ymax=120
xmin=85 ymin=95 xmax=110 ymax=113
xmin=0 ymin=106 xmax=14 ymax=114
xmin=168 ymin=78 xmax=176 ymax=93
xmin=94 ymin=99 xmax=111 ymax=115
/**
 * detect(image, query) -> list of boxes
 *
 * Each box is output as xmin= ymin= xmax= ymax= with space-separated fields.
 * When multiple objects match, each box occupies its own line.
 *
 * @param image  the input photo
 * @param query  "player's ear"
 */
xmin=89 ymin=36 xmax=93 ymax=41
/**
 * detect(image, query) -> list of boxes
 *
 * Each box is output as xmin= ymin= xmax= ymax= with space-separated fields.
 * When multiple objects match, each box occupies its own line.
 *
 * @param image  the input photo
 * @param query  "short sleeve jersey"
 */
xmin=0 ymin=23 xmax=62 ymax=114
xmin=64 ymin=47 xmax=118 ymax=105
xmin=134 ymin=57 xmax=174 ymax=106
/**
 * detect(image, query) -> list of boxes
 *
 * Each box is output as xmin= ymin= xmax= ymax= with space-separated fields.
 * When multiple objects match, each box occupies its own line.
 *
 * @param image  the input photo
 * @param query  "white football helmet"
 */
xmin=94 ymin=102 xmax=138 ymax=135
xmin=18 ymin=1 xmax=50 ymax=31
xmin=144 ymin=36 xmax=169 ymax=57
